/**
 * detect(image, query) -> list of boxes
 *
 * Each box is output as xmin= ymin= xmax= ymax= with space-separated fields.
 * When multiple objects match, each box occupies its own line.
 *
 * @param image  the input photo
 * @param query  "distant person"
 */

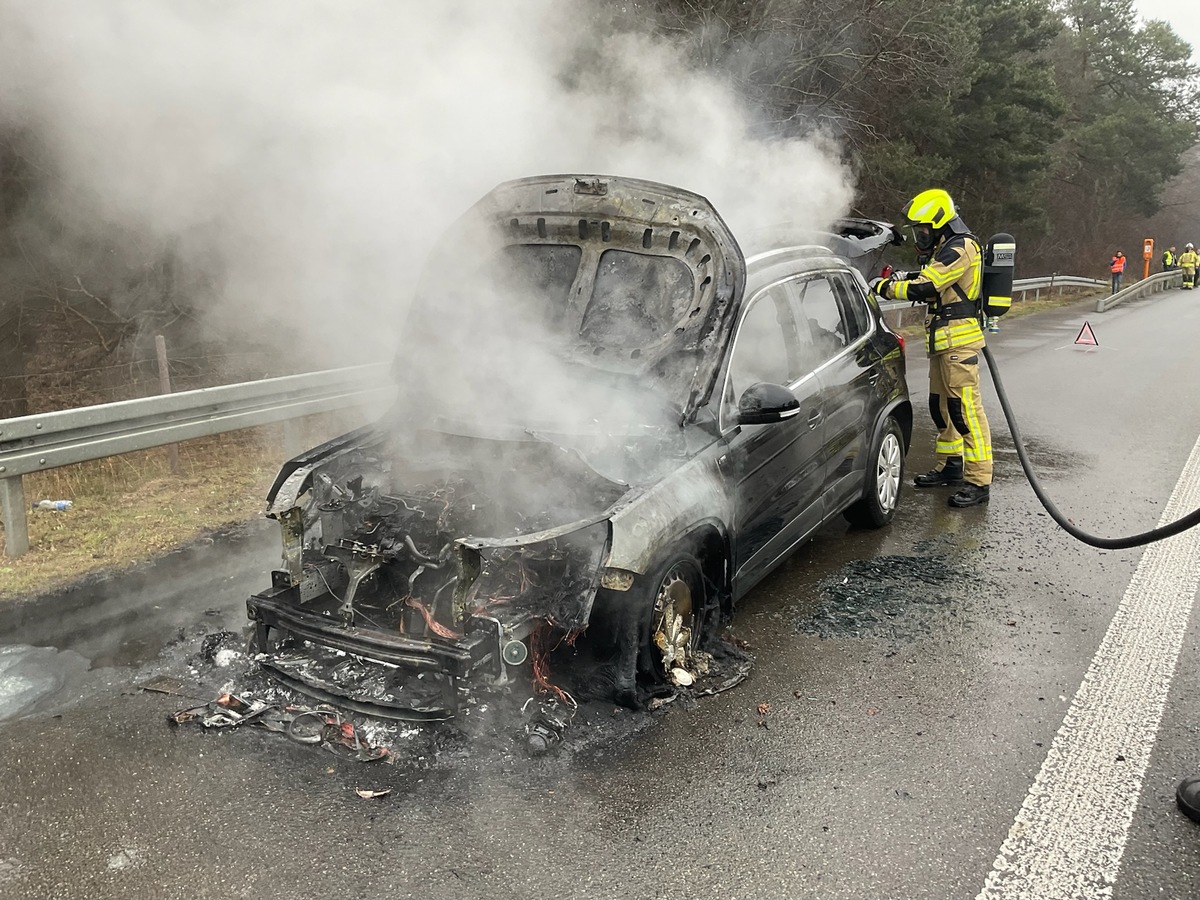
xmin=1180 ymin=243 xmax=1198 ymax=289
xmin=1163 ymin=245 xmax=1177 ymax=272
xmin=1110 ymin=251 xmax=1126 ymax=294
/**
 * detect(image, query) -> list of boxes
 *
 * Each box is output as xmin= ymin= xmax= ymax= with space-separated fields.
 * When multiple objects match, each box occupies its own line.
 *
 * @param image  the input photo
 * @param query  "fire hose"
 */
xmin=982 ymin=343 xmax=1200 ymax=549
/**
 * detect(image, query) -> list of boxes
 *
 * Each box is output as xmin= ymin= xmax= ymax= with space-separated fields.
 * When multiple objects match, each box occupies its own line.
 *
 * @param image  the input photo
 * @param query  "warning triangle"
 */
xmin=1075 ymin=321 xmax=1099 ymax=346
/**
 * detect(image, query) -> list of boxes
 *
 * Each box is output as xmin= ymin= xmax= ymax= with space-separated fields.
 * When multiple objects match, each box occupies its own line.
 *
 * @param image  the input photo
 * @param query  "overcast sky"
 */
xmin=1135 ymin=0 xmax=1200 ymax=63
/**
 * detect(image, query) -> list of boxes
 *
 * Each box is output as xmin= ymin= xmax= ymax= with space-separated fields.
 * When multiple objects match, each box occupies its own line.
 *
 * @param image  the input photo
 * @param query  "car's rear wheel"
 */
xmin=843 ymin=415 xmax=904 ymax=528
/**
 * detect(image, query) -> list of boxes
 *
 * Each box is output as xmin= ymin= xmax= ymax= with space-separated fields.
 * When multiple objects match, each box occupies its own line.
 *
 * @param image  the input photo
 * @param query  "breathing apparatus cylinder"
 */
xmin=981 ymin=233 xmax=1016 ymax=319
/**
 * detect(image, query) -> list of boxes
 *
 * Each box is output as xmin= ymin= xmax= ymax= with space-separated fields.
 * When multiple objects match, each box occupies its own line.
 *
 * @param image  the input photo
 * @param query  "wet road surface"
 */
xmin=3 ymin=292 xmax=1200 ymax=898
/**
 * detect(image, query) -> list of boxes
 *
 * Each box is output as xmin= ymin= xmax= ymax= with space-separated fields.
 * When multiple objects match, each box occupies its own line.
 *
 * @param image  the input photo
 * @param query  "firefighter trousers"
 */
xmin=929 ymin=343 xmax=992 ymax=486
xmin=1184 ymin=266 xmax=1196 ymax=289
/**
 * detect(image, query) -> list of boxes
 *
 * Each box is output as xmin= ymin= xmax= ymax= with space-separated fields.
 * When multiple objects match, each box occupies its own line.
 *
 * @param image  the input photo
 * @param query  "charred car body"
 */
xmin=247 ymin=174 xmax=911 ymax=719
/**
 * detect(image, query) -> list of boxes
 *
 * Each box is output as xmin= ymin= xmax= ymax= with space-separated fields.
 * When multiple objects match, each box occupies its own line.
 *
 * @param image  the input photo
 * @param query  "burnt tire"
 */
xmin=578 ymin=547 xmax=719 ymax=709
xmin=638 ymin=553 xmax=707 ymax=684
xmin=843 ymin=415 xmax=904 ymax=529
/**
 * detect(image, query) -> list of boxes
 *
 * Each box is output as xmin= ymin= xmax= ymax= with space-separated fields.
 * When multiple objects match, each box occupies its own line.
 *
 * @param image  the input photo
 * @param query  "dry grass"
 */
xmin=0 ymin=415 xmax=353 ymax=600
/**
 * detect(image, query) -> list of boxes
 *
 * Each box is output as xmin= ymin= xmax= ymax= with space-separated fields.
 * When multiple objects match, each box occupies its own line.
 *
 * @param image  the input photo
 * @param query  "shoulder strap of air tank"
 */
xmin=949 ymin=232 xmax=983 ymax=310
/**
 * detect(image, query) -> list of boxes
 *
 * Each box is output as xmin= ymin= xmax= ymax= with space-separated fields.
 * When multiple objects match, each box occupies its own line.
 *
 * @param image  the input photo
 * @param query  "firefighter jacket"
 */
xmin=1180 ymin=250 xmax=1198 ymax=271
xmin=887 ymin=234 xmax=984 ymax=352
xmin=1110 ymin=254 xmax=1126 ymax=273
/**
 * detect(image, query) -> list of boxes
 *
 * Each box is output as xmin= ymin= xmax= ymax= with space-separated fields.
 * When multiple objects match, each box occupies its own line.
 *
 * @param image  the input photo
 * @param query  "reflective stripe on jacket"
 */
xmin=891 ymin=235 xmax=984 ymax=352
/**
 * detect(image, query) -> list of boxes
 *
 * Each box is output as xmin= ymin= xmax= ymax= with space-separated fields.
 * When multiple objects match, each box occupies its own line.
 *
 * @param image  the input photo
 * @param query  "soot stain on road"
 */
xmin=797 ymin=537 xmax=994 ymax=644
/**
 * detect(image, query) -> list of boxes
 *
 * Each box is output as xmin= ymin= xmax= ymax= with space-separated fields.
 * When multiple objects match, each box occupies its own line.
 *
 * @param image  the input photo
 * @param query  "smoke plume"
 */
xmin=0 ymin=0 xmax=854 ymax=366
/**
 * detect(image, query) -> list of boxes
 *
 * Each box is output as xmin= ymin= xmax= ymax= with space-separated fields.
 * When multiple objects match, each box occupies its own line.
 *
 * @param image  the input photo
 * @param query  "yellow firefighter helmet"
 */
xmin=903 ymin=188 xmax=957 ymax=230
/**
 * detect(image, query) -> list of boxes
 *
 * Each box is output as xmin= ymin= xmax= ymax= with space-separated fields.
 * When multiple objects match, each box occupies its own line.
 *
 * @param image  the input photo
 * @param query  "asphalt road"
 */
xmin=3 ymin=291 xmax=1200 ymax=899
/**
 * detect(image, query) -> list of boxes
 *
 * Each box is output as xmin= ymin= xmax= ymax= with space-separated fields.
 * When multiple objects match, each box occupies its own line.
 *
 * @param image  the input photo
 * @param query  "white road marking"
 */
xmin=977 ymin=432 xmax=1200 ymax=899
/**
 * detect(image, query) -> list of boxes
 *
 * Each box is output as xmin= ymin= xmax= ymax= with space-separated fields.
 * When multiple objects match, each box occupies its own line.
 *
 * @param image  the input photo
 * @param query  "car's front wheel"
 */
xmin=577 ymin=546 xmax=720 ymax=708
xmin=843 ymin=415 xmax=904 ymax=528
xmin=642 ymin=554 xmax=706 ymax=684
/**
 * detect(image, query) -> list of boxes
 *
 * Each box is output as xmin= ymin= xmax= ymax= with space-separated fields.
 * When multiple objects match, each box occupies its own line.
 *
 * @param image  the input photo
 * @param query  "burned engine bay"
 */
xmin=247 ymin=427 xmax=633 ymax=722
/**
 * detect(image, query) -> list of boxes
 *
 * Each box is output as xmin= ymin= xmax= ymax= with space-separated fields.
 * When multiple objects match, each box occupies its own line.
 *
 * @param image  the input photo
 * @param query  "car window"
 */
xmin=788 ymin=275 xmax=848 ymax=366
xmin=727 ymin=287 xmax=796 ymax=404
xmin=835 ymin=274 xmax=871 ymax=341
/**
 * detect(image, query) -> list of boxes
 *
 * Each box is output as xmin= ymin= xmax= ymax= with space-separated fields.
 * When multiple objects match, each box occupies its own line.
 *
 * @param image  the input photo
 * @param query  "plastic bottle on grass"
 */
xmin=31 ymin=500 xmax=72 ymax=511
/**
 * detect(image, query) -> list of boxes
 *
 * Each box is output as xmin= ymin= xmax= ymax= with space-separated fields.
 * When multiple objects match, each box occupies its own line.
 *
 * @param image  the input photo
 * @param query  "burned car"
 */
xmin=247 ymin=174 xmax=911 ymax=719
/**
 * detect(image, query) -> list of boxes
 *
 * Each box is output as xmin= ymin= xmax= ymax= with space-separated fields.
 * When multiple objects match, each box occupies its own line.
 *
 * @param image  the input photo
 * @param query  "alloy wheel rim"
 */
xmin=652 ymin=565 xmax=696 ymax=676
xmin=876 ymin=433 xmax=902 ymax=512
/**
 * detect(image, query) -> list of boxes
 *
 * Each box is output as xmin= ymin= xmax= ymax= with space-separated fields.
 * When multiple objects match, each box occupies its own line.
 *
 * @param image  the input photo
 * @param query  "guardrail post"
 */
xmin=1 ymin=474 xmax=29 ymax=557
xmin=155 ymin=334 xmax=181 ymax=476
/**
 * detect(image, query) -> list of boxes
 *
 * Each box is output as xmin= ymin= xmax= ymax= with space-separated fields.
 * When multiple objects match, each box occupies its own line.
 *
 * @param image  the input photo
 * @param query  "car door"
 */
xmin=786 ymin=271 xmax=881 ymax=510
xmin=720 ymin=284 xmax=826 ymax=598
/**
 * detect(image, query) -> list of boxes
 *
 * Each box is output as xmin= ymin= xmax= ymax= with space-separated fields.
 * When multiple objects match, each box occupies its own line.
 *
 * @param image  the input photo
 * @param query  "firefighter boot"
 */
xmin=914 ymin=457 xmax=964 ymax=488
xmin=948 ymin=482 xmax=990 ymax=508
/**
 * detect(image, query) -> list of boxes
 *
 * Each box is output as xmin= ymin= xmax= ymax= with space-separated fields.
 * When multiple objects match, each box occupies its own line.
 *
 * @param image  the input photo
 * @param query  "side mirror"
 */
xmin=737 ymin=382 xmax=801 ymax=426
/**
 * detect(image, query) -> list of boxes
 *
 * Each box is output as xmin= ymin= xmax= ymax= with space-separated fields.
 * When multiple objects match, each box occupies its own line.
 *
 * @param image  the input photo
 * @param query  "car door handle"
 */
xmin=807 ymin=410 xmax=822 ymax=430
xmin=868 ymin=371 xmax=881 ymax=385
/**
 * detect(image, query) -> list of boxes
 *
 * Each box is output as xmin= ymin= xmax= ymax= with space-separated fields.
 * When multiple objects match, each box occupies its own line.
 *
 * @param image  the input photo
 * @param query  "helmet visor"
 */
xmin=911 ymin=223 xmax=935 ymax=253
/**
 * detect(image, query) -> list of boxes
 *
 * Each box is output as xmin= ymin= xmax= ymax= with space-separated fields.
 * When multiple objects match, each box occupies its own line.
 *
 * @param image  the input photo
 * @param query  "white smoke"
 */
xmin=0 ymin=0 xmax=854 ymax=365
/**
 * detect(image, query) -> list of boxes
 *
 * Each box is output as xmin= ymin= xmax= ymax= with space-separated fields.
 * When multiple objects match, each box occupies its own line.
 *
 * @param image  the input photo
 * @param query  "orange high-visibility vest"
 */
xmin=1111 ymin=255 xmax=1126 ymax=273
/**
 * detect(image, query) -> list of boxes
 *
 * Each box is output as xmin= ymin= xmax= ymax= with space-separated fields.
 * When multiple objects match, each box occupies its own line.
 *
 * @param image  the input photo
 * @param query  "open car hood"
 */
xmin=403 ymin=175 xmax=747 ymax=423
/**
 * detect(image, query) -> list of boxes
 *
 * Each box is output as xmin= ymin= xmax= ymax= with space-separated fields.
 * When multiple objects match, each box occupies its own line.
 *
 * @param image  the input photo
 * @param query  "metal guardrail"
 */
xmin=0 ymin=363 xmax=391 ymax=557
xmin=1095 ymin=269 xmax=1182 ymax=312
xmin=1013 ymin=275 xmax=1107 ymax=295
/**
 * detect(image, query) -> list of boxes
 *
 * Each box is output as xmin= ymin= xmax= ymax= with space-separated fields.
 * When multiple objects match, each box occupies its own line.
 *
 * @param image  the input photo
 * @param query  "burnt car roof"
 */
xmin=410 ymin=175 xmax=747 ymax=424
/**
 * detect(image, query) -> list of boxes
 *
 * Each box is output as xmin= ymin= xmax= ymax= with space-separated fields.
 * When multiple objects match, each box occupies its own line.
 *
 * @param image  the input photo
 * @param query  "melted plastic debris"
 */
xmin=170 ymin=692 xmax=391 ymax=762
xmin=257 ymin=647 xmax=455 ymax=721
xmin=164 ymin=626 xmax=754 ymax=767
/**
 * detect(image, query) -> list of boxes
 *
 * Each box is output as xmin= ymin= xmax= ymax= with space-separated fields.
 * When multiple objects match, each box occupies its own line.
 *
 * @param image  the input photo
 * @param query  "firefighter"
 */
xmin=870 ymin=188 xmax=992 ymax=508
xmin=1110 ymin=251 xmax=1126 ymax=294
xmin=1179 ymin=243 xmax=1198 ymax=289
